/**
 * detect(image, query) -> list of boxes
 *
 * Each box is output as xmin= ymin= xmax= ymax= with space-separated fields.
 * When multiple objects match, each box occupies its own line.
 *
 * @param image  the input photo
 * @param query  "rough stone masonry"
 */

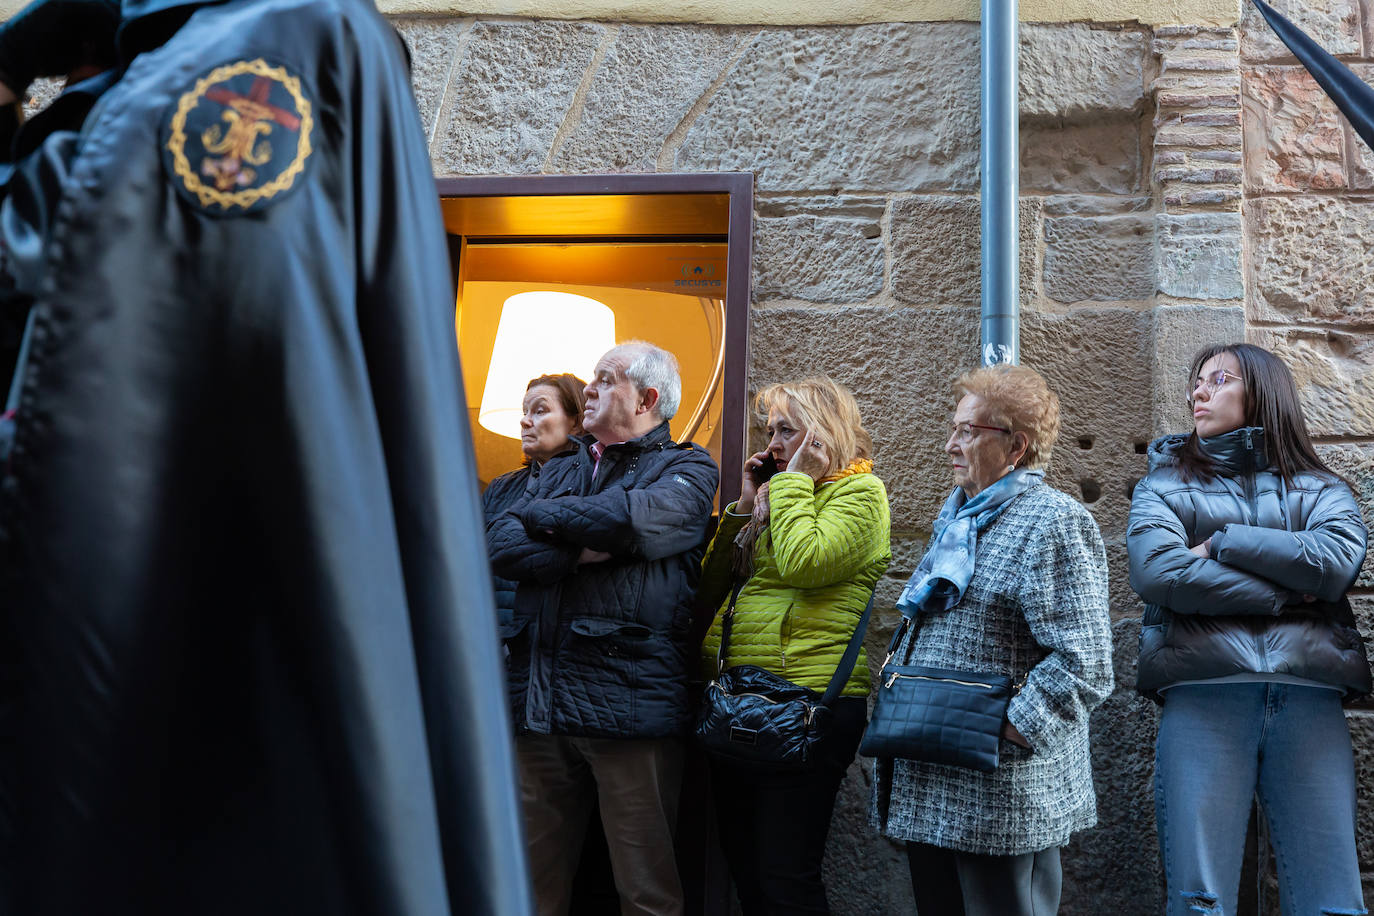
xmin=389 ymin=7 xmax=1374 ymax=910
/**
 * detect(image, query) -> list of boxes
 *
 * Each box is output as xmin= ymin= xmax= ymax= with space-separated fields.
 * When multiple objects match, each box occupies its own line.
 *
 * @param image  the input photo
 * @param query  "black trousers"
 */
xmin=709 ymin=696 xmax=867 ymax=916
xmin=906 ymin=841 xmax=1062 ymax=916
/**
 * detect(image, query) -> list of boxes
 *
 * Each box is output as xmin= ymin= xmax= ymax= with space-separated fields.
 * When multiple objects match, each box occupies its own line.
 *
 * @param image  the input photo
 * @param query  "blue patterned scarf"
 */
xmin=896 ymin=469 xmax=1044 ymax=619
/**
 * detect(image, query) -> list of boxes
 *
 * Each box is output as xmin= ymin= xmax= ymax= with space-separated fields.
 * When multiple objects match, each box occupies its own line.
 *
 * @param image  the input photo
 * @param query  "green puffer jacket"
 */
xmin=699 ymin=470 xmax=892 ymax=696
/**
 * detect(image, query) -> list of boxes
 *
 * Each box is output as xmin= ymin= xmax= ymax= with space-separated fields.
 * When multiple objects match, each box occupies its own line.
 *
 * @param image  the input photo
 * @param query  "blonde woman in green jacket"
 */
xmin=699 ymin=376 xmax=891 ymax=915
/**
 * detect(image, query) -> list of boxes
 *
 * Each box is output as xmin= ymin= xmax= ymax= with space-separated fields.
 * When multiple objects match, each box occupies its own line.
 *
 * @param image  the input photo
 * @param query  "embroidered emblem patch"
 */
xmin=163 ymin=59 xmax=314 ymax=214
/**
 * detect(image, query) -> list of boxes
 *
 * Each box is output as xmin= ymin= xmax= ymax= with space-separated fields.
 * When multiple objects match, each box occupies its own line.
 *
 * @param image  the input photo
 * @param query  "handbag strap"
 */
xmin=818 ymin=592 xmax=875 ymax=707
xmin=713 ymin=579 xmax=746 ymax=678
xmin=879 ymin=615 xmax=918 ymax=672
xmin=880 ymin=613 xmax=1029 ymax=692
xmin=716 ymin=577 xmax=875 ymax=710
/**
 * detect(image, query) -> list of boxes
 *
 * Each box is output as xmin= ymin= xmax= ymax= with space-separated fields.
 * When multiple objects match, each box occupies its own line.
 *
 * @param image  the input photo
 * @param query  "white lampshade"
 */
xmin=478 ymin=291 xmax=615 ymax=439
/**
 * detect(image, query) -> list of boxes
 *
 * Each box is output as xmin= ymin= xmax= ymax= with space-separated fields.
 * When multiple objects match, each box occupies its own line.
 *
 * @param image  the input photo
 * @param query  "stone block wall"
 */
xmin=1239 ymin=0 xmax=1374 ymax=906
xmin=395 ymin=11 xmax=1374 ymax=910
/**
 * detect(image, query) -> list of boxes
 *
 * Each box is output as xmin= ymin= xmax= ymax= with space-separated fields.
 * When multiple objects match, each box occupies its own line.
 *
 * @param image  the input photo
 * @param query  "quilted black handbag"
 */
xmin=859 ymin=616 xmax=1014 ymax=772
xmin=695 ymin=582 xmax=874 ymax=771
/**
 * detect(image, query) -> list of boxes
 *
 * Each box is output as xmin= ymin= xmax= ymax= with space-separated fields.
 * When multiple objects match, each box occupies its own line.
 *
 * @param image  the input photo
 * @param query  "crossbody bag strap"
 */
xmin=818 ymin=591 xmax=877 ymax=708
xmin=881 ymin=616 xmax=909 ymax=666
xmin=713 ymin=579 xmax=745 ymax=678
xmin=878 ymin=611 xmax=923 ymax=674
xmin=884 ymin=609 xmax=1030 ymax=692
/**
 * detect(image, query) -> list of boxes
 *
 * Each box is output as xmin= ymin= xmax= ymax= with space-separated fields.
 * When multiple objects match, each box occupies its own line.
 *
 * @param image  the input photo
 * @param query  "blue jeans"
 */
xmin=1156 ymin=683 xmax=1365 ymax=916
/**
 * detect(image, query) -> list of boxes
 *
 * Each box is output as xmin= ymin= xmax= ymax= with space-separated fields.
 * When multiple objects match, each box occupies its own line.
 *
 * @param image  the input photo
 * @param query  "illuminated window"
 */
xmin=439 ymin=175 xmax=751 ymax=508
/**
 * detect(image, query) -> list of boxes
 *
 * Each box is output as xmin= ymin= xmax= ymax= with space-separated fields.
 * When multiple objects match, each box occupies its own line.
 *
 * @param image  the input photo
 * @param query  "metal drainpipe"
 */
xmin=980 ymin=0 xmax=1019 ymax=366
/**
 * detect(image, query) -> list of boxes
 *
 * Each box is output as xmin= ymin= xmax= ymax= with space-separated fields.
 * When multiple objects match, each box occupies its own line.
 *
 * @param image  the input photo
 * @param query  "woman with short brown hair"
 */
xmin=873 ymin=364 xmax=1112 ymax=916
xmin=482 ymin=373 xmax=585 ymax=629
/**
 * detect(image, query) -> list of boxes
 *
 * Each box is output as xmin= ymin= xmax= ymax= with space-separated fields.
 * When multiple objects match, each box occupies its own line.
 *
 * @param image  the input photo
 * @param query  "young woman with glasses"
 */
xmin=1128 ymin=343 xmax=1369 ymax=914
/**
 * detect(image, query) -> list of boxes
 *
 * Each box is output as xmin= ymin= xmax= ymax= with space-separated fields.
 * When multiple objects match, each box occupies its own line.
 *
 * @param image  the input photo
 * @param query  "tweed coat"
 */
xmin=873 ymin=482 xmax=1114 ymax=855
xmin=698 ymin=470 xmax=892 ymax=697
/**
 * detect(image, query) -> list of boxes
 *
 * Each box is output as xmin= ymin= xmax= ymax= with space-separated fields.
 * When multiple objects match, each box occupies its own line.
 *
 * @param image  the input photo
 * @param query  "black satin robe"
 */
xmin=0 ymin=0 xmax=530 ymax=911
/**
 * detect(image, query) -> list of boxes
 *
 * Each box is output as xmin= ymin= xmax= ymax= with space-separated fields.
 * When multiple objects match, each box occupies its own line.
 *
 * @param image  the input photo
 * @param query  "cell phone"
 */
xmin=750 ymin=456 xmax=779 ymax=486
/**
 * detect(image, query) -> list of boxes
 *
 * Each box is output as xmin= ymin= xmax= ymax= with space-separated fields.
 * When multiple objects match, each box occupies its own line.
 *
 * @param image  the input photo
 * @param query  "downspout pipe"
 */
xmin=980 ymin=0 xmax=1019 ymax=366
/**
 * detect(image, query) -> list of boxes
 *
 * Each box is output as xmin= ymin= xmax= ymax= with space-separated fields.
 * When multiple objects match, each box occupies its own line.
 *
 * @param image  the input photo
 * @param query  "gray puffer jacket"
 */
xmin=1128 ymin=427 xmax=1370 ymax=701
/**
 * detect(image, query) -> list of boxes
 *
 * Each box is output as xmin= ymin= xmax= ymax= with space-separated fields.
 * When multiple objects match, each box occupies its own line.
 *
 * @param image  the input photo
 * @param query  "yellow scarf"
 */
xmin=819 ymin=457 xmax=873 ymax=484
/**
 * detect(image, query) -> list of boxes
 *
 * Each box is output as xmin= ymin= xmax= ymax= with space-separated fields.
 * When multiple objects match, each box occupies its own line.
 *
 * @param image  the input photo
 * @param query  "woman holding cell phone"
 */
xmin=696 ymin=376 xmax=891 ymax=915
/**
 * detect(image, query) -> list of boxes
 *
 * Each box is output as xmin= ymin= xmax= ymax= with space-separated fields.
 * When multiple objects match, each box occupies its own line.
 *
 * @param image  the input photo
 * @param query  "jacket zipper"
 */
xmin=1242 ymin=428 xmax=1259 ymax=526
xmin=1240 ymin=428 xmax=1270 ymax=670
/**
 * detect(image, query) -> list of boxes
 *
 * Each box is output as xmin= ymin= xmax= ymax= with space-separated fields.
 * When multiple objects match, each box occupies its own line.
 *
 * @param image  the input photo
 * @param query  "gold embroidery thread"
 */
xmin=166 ymin=59 xmax=313 ymax=210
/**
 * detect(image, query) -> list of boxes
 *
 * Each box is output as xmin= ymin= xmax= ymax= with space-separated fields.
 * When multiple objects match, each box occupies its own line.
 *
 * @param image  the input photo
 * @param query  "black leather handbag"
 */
xmin=695 ymin=582 xmax=874 ymax=771
xmin=859 ymin=616 xmax=1014 ymax=773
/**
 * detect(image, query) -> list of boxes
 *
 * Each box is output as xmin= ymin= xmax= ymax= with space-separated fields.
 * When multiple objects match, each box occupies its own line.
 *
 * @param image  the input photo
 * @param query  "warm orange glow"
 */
xmin=458 ymin=275 xmax=725 ymax=486
xmin=441 ymin=193 xmax=729 ymax=238
xmin=445 ymin=190 xmax=731 ymax=489
xmin=478 ymin=291 xmax=615 ymax=440
xmin=463 ymin=242 xmax=727 ymax=295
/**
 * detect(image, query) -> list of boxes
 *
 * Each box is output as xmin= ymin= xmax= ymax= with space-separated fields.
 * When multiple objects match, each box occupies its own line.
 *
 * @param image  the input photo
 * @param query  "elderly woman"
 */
xmin=699 ymin=376 xmax=891 ymax=915
xmin=1129 ymin=344 xmax=1368 ymax=914
xmin=482 ymin=373 xmax=585 ymax=628
xmin=873 ymin=365 xmax=1113 ymax=916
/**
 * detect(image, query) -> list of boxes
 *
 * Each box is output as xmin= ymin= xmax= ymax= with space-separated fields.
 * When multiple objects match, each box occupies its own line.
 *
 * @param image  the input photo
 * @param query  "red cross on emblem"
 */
xmin=205 ymin=77 xmax=302 ymax=132
xmin=166 ymin=59 xmax=315 ymax=212
xmin=197 ymin=75 xmax=303 ymax=191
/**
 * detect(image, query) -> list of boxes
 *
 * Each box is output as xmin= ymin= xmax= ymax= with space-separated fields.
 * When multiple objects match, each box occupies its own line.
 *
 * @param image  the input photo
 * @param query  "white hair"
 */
xmin=610 ymin=341 xmax=682 ymax=421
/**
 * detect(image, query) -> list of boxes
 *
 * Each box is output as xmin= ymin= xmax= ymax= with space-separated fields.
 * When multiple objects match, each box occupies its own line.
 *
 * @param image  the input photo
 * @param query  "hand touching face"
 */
xmin=763 ymin=407 xmax=830 ymax=481
xmin=787 ymin=429 xmax=830 ymax=480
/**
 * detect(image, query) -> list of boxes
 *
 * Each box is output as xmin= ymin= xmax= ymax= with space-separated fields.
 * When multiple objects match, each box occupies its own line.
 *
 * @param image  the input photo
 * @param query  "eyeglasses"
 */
xmin=1188 ymin=368 xmax=1243 ymax=403
xmin=949 ymin=422 xmax=1012 ymax=445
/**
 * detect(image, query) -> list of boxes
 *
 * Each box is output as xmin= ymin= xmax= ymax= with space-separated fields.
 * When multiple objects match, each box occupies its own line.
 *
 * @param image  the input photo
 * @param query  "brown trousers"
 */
xmin=517 ymin=735 xmax=685 ymax=916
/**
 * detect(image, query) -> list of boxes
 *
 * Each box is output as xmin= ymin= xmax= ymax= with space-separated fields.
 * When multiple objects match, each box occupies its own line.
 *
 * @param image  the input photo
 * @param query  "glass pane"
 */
xmin=457 ymin=241 xmax=728 ymax=490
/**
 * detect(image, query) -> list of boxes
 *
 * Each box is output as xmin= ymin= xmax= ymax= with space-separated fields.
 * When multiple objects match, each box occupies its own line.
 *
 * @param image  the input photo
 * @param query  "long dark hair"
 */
xmin=1176 ymin=343 xmax=1337 ymax=484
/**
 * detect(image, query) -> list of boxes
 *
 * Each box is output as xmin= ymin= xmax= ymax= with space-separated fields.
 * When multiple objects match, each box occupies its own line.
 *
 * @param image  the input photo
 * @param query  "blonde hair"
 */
xmin=755 ymin=377 xmax=872 ymax=477
xmin=952 ymin=365 xmax=1060 ymax=470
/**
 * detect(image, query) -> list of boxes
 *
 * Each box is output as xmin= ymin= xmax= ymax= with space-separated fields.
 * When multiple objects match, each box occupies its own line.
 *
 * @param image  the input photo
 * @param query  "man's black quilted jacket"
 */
xmin=488 ymin=422 xmax=719 ymax=737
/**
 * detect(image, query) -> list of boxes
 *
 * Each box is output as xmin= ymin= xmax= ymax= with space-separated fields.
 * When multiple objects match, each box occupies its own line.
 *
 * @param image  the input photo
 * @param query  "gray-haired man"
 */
xmin=488 ymin=341 xmax=719 ymax=916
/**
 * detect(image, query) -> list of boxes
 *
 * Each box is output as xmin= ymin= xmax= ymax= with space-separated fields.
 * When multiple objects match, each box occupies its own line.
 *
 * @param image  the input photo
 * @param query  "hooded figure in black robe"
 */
xmin=0 ymin=0 xmax=531 ymax=911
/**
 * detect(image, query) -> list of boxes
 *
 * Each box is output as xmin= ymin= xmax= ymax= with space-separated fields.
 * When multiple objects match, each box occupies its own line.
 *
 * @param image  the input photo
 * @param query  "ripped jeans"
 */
xmin=1156 ymin=683 xmax=1365 ymax=916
